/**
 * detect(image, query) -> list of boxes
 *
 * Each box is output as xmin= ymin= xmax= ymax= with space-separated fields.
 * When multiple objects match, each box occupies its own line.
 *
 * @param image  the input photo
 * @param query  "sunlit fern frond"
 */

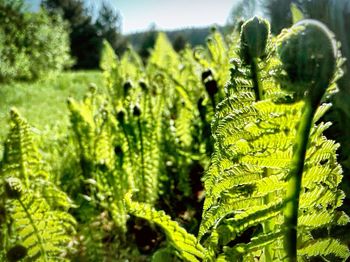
xmin=148 ymin=32 xmax=180 ymax=76
xmin=36 ymin=179 xmax=75 ymax=211
xmin=0 ymin=110 xmax=76 ymax=261
xmin=120 ymin=46 xmax=144 ymax=81
xmin=125 ymin=192 xmax=205 ymax=262
xmin=175 ymin=105 xmax=194 ymax=149
xmin=129 ymin=87 xmax=164 ymax=204
xmin=1 ymin=108 xmax=45 ymax=187
xmin=199 ymin=30 xmax=349 ymax=261
xmin=6 ymin=180 xmax=76 ymax=261
xmin=100 ymin=40 xmax=127 ymax=111
xmin=206 ymin=30 xmax=231 ymax=89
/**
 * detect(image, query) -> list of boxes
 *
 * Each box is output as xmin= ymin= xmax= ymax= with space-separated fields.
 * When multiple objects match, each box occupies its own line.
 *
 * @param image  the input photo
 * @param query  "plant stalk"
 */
xmin=251 ymin=58 xmax=263 ymax=101
xmin=283 ymin=100 xmax=316 ymax=261
xmin=252 ymin=57 xmax=273 ymax=260
xmin=19 ymin=198 xmax=48 ymax=262
xmin=252 ymin=57 xmax=273 ymax=261
xmin=263 ymin=168 xmax=273 ymax=261
xmin=137 ymin=117 xmax=146 ymax=202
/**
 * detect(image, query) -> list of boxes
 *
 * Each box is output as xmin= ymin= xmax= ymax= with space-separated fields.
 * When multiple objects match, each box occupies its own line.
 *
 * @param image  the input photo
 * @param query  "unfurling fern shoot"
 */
xmin=240 ymin=16 xmax=270 ymax=101
xmin=279 ymin=20 xmax=338 ymax=261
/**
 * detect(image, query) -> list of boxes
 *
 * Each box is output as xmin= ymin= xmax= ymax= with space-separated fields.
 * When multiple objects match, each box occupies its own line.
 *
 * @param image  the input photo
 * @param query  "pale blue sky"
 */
xmin=107 ymin=0 xmax=237 ymax=33
xmin=26 ymin=0 xmax=238 ymax=33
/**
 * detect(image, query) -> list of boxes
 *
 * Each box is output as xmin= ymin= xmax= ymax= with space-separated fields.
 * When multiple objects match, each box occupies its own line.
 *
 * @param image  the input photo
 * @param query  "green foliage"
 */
xmin=0 ymin=109 xmax=76 ymax=261
xmin=0 ymin=2 xmax=72 ymax=81
xmin=67 ymin=86 xmax=129 ymax=233
xmin=126 ymin=192 xmax=205 ymax=262
xmin=42 ymin=0 xmax=127 ymax=69
xmin=1 ymin=12 xmax=349 ymax=262
xmin=126 ymin=18 xmax=350 ymax=262
xmin=290 ymin=3 xmax=303 ymax=23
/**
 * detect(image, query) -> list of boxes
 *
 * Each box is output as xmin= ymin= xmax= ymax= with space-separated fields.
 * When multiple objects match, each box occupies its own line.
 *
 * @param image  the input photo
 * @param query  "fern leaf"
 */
xmin=298 ymin=238 xmax=350 ymax=261
xmin=125 ymin=193 xmax=205 ymax=262
xmin=220 ymin=231 xmax=284 ymax=261
xmin=8 ymin=185 xmax=75 ymax=261
xmin=0 ymin=110 xmax=76 ymax=261
xmin=199 ymin=21 xmax=349 ymax=260
xmin=1 ymin=108 xmax=45 ymax=187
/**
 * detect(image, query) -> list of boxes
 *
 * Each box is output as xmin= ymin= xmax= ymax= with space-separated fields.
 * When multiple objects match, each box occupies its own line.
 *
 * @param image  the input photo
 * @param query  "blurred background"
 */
xmin=1 ymin=0 xmax=350 ymax=212
xmin=1 ymin=1 xmax=350 ymax=260
xmin=4 ymin=0 xmax=347 ymax=74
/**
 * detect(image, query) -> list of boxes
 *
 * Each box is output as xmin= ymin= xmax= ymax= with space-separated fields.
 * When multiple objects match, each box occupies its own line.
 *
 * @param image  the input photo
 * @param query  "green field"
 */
xmin=0 ymin=71 xmax=103 ymax=141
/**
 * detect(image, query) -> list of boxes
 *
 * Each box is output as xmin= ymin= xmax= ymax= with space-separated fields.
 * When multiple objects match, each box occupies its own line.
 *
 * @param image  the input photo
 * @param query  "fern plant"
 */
xmin=67 ymin=85 xmax=129 ymax=234
xmin=99 ymin=40 xmax=167 ymax=205
xmin=0 ymin=108 xmax=76 ymax=261
xmin=125 ymin=17 xmax=350 ymax=262
xmin=77 ymin=36 xmax=232 ymax=253
xmin=67 ymin=61 xmax=167 ymax=258
xmin=279 ymin=19 xmax=343 ymax=261
xmin=97 ymin=35 xmax=218 ymax=207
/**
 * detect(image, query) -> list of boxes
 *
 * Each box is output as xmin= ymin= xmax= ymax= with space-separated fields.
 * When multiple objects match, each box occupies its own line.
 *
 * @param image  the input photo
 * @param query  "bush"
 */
xmin=0 ymin=2 xmax=72 ymax=82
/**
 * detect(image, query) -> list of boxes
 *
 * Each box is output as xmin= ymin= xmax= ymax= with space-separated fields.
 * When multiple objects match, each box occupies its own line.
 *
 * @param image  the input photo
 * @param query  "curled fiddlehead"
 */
xmin=240 ymin=16 xmax=270 ymax=101
xmin=278 ymin=19 xmax=338 ymax=261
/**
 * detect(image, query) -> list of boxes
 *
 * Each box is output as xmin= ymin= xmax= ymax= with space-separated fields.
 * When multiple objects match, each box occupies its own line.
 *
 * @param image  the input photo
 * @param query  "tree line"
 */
xmin=1 ymin=0 xmax=349 ymax=78
xmin=41 ymin=0 xmax=127 ymax=69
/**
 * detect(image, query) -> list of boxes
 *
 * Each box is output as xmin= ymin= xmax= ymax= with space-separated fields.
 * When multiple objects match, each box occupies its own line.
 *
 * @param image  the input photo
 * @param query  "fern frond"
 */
xmin=199 ymin=21 xmax=349 ymax=260
xmin=0 ymin=110 xmax=76 ymax=261
xmin=1 ymin=108 xmax=45 ymax=187
xmin=200 ymin=200 xmax=283 ymax=242
xmin=100 ymin=40 xmax=124 ymax=110
xmin=220 ymin=231 xmax=284 ymax=261
xmin=148 ymin=32 xmax=180 ymax=74
xmin=37 ymin=179 xmax=75 ymax=210
xmin=298 ymin=238 xmax=349 ymax=261
xmin=125 ymin=193 xmax=205 ymax=262
xmin=175 ymin=106 xmax=194 ymax=148
xmin=7 ymin=184 xmax=75 ymax=261
xmin=120 ymin=46 xmax=144 ymax=81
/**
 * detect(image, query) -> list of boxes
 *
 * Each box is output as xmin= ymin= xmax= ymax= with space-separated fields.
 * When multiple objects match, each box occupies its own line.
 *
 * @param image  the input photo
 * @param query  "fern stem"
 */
xmin=263 ymin=168 xmax=273 ymax=261
xmin=251 ymin=58 xmax=263 ymax=101
xmin=283 ymin=101 xmax=316 ymax=261
xmin=122 ymin=127 xmax=134 ymax=165
xmin=18 ymin=198 xmax=48 ymax=262
xmin=252 ymin=55 xmax=273 ymax=262
xmin=137 ymin=118 xmax=146 ymax=202
xmin=120 ymin=124 xmax=137 ymax=190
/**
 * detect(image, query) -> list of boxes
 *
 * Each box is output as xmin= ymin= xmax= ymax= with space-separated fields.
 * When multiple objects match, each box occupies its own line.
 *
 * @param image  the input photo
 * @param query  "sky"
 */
xmin=26 ymin=0 xmax=238 ymax=34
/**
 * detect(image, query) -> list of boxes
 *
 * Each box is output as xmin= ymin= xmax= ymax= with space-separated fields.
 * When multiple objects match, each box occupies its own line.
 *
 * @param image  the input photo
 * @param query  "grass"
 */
xmin=0 ymin=70 xmax=103 ymax=151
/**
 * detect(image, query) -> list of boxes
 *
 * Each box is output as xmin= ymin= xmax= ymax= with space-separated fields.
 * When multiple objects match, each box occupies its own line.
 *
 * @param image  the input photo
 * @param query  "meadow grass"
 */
xmin=0 ymin=70 xmax=103 ymax=150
